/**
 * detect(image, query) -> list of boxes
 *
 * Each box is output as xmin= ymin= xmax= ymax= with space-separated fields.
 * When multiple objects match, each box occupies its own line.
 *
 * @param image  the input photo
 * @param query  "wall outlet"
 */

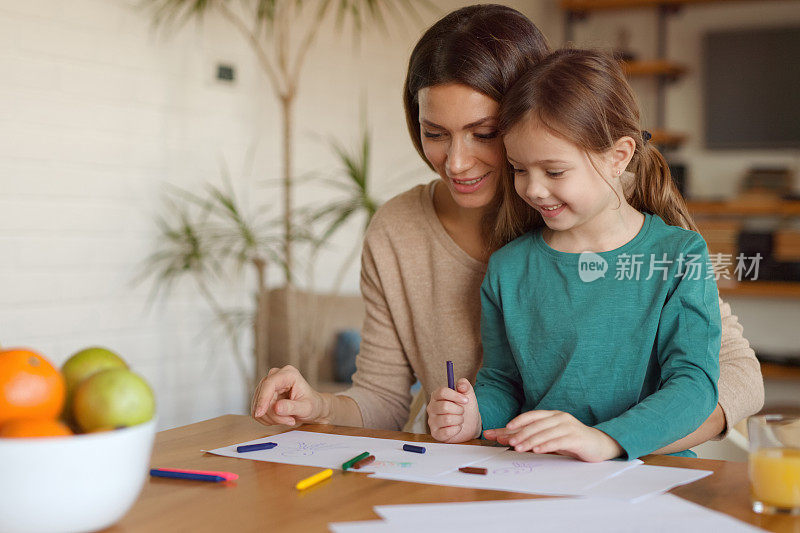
xmin=216 ymin=63 xmax=235 ymax=82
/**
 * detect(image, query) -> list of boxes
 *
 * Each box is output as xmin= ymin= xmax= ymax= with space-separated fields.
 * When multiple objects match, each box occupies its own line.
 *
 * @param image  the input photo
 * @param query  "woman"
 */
xmin=251 ymin=4 xmax=763 ymax=452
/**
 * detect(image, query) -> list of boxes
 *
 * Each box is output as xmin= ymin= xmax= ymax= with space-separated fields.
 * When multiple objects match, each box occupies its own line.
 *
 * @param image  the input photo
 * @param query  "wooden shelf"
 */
xmin=687 ymin=200 xmax=800 ymax=217
xmin=562 ymin=0 xmax=747 ymax=12
xmin=760 ymin=362 xmax=800 ymax=381
xmin=650 ymin=129 xmax=687 ymax=147
xmin=622 ymin=60 xmax=688 ymax=78
xmin=718 ymin=281 xmax=800 ymax=299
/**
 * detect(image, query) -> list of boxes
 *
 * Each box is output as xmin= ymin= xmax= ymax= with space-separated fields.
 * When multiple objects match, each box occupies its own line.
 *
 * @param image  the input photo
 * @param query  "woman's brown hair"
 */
xmin=403 ymin=4 xmax=550 ymax=251
xmin=498 ymin=48 xmax=698 ymax=234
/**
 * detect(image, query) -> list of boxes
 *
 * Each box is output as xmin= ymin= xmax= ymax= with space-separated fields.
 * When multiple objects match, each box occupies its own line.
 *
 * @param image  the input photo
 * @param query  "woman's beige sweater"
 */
xmin=342 ymin=181 xmax=764 ymax=436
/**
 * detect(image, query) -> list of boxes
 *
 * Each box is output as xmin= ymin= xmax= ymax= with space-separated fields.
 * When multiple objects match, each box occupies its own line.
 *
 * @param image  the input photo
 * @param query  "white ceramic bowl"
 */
xmin=0 ymin=417 xmax=157 ymax=533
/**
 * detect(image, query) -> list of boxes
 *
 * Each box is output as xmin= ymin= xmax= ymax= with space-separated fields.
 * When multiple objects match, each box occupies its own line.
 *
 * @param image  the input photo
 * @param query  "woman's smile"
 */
xmin=450 ymin=171 xmax=491 ymax=193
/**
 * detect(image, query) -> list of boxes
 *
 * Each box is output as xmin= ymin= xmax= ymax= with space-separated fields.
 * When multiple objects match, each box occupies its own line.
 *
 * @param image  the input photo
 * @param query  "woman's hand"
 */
xmin=426 ymin=378 xmax=482 ymax=443
xmin=483 ymin=410 xmax=623 ymax=463
xmin=250 ymin=365 xmax=328 ymax=427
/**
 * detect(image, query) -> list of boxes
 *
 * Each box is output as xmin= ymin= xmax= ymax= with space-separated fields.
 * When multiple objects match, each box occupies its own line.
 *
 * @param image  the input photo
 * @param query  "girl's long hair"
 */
xmin=403 ymin=4 xmax=549 ymax=251
xmin=498 ymin=48 xmax=698 ymax=237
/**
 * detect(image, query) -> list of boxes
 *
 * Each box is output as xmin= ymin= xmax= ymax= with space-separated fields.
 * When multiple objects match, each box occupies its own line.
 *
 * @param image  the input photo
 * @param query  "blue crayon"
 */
xmin=403 ymin=444 xmax=426 ymax=454
xmin=446 ymin=360 xmax=455 ymax=390
xmin=150 ymin=469 xmax=226 ymax=483
xmin=237 ymin=442 xmax=278 ymax=453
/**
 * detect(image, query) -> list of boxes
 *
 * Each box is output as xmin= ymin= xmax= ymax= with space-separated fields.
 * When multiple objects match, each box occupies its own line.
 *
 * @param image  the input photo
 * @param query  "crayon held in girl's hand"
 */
xmin=237 ymin=442 xmax=277 ymax=453
xmin=296 ymin=469 xmax=333 ymax=490
xmin=342 ymin=451 xmax=371 ymax=470
xmin=402 ymin=444 xmax=426 ymax=454
xmin=447 ymin=360 xmax=455 ymax=390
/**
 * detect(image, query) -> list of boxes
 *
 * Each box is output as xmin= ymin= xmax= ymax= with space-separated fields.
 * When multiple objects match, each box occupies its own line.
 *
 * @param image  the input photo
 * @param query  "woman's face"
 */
xmin=417 ymin=83 xmax=505 ymax=210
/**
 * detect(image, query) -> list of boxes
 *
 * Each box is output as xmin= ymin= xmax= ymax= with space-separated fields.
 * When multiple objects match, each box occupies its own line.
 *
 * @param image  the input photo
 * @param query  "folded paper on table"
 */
xmin=582 ymin=464 xmax=713 ymax=502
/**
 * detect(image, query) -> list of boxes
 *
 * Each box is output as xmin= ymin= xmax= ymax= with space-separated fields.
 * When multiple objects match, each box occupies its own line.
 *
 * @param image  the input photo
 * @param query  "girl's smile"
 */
xmin=536 ymin=202 xmax=566 ymax=218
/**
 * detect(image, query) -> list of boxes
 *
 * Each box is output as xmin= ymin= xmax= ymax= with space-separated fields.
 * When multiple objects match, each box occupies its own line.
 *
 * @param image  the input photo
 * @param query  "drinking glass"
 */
xmin=748 ymin=414 xmax=800 ymax=515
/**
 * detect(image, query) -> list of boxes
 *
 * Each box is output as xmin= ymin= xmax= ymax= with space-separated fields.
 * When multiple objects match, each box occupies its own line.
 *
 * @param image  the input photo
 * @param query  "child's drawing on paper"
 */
xmin=492 ymin=461 xmax=535 ymax=476
xmin=280 ymin=441 xmax=349 ymax=457
xmin=371 ymin=460 xmax=414 ymax=469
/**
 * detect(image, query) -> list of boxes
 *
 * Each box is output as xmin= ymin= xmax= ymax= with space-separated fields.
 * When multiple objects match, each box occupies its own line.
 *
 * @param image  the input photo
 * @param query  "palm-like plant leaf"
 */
xmin=143 ymin=0 xmax=430 ymax=34
xmin=305 ymin=120 xmax=379 ymax=249
xmin=135 ymin=197 xmax=223 ymax=302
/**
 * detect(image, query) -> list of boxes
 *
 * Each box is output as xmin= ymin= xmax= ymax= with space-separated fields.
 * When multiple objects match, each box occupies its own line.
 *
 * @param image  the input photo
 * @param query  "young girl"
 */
xmin=427 ymin=48 xmax=721 ymax=462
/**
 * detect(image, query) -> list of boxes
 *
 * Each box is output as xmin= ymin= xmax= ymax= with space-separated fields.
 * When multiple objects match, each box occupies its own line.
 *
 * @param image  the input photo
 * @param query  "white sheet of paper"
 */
xmin=328 ymin=521 xmax=404 ymax=533
xmin=369 ymin=448 xmax=642 ymax=496
xmin=361 ymin=494 xmax=765 ymax=533
xmin=582 ymin=464 xmax=713 ymax=502
xmin=204 ymin=430 xmax=507 ymax=477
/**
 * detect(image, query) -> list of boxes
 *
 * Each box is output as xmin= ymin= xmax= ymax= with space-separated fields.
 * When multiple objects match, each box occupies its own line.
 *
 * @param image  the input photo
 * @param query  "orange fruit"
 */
xmin=0 ymin=348 xmax=66 ymax=426
xmin=0 ymin=418 xmax=73 ymax=438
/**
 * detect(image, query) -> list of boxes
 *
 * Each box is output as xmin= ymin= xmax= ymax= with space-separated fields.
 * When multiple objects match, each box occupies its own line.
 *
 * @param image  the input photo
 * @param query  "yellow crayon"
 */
xmin=295 ymin=468 xmax=333 ymax=490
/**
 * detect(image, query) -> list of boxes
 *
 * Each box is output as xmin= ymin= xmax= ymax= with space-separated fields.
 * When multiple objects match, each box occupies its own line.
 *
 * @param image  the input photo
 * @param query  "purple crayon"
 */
xmin=446 ymin=360 xmax=455 ymax=390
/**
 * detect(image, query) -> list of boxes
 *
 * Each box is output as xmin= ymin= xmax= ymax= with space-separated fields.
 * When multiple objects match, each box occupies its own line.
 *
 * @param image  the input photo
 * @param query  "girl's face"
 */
xmin=503 ymin=116 xmax=620 ymax=233
xmin=417 ymin=83 xmax=505 ymax=210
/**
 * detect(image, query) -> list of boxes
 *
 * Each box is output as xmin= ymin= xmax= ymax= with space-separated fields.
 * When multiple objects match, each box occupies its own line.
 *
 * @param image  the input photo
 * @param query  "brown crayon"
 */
xmin=458 ymin=466 xmax=487 ymax=475
xmin=352 ymin=455 xmax=376 ymax=469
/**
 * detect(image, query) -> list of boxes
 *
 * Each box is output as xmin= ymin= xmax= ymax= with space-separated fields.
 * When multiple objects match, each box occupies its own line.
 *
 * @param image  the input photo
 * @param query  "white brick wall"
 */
xmin=0 ymin=0 xmax=267 ymax=429
xmin=0 ymin=0 xmax=548 ymax=430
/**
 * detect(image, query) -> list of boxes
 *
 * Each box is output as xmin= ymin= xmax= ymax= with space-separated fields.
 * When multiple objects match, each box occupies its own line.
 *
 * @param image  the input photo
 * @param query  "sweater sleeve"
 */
xmin=715 ymin=297 xmax=764 ymax=439
xmin=338 ymin=223 xmax=416 ymax=431
xmin=594 ymin=235 xmax=721 ymax=459
xmin=474 ymin=260 xmax=525 ymax=432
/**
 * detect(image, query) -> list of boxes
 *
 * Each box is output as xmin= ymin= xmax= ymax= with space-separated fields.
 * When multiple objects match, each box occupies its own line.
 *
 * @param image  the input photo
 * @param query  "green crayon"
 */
xmin=342 ymin=451 xmax=370 ymax=470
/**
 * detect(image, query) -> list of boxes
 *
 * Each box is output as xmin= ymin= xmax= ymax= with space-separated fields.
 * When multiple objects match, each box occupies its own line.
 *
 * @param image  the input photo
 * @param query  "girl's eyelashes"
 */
xmin=509 ymin=166 xmax=566 ymax=177
xmin=422 ymin=130 xmax=443 ymax=139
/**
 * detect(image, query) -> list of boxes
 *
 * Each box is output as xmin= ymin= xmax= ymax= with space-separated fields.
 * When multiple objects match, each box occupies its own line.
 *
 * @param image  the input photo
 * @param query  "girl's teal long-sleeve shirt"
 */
xmin=474 ymin=213 xmax=721 ymax=460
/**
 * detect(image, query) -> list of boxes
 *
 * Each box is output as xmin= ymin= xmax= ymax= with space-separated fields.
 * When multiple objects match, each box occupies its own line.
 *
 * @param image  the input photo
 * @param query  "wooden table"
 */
xmin=111 ymin=415 xmax=799 ymax=532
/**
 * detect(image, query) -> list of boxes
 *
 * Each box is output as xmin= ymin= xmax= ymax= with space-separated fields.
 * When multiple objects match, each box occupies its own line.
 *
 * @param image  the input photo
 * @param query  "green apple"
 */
xmin=72 ymin=368 xmax=155 ymax=432
xmin=61 ymin=347 xmax=128 ymax=422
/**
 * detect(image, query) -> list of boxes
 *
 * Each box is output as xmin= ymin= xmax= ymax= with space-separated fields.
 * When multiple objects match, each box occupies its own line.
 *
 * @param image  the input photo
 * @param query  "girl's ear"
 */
xmin=609 ymin=136 xmax=636 ymax=176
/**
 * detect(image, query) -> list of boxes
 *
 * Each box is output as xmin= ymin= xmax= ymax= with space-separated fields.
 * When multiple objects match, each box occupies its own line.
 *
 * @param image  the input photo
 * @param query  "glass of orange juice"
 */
xmin=748 ymin=414 xmax=800 ymax=515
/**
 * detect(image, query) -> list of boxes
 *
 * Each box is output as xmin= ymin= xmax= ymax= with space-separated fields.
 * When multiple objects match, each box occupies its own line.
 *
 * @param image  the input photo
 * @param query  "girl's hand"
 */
xmin=483 ymin=410 xmax=623 ymax=463
xmin=426 ymin=378 xmax=482 ymax=443
xmin=251 ymin=365 xmax=328 ymax=427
